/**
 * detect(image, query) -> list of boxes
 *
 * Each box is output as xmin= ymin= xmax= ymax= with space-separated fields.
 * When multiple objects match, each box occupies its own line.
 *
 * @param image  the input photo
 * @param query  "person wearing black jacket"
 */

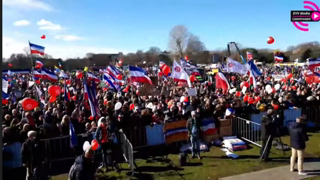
xmin=68 ymin=148 xmax=96 ymax=180
xmin=21 ymin=130 xmax=45 ymax=180
xmin=288 ymin=117 xmax=309 ymax=176
xmin=260 ymin=109 xmax=276 ymax=162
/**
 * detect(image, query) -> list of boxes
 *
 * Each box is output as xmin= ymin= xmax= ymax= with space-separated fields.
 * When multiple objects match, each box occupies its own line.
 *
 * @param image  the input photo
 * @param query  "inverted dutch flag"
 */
xmin=103 ymin=73 xmax=119 ymax=91
xmin=84 ymin=79 xmax=101 ymax=117
xmin=129 ymin=66 xmax=153 ymax=84
xmin=308 ymin=59 xmax=320 ymax=73
xmin=64 ymin=80 xmax=71 ymax=101
xmin=69 ymin=122 xmax=78 ymax=148
xmin=41 ymin=68 xmax=58 ymax=82
xmin=35 ymin=60 xmax=44 ymax=68
xmin=107 ymin=65 xmax=121 ymax=78
xmin=248 ymin=69 xmax=257 ymax=89
xmin=33 ymin=69 xmax=42 ymax=79
xmin=274 ymin=55 xmax=284 ymax=62
xmin=246 ymin=60 xmax=262 ymax=77
xmin=29 ymin=42 xmax=45 ymax=55
xmin=87 ymin=72 xmax=100 ymax=83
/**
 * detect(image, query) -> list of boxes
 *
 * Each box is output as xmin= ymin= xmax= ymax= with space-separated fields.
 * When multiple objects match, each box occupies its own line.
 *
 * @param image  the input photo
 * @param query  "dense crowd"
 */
xmin=2 ymin=63 xmax=320 ymax=179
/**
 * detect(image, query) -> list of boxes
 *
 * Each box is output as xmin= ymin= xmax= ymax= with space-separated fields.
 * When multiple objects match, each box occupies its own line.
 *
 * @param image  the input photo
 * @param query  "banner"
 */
xmin=272 ymin=75 xmax=285 ymax=81
xmin=226 ymin=58 xmax=248 ymax=75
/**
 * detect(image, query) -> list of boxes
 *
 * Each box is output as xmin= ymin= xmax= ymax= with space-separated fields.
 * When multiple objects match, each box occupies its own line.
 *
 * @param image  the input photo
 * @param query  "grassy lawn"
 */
xmin=52 ymin=132 xmax=320 ymax=180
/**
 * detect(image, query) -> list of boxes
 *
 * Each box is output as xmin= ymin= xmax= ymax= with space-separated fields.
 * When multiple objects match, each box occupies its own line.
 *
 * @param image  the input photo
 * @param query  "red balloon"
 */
xmin=41 ymin=35 xmax=46 ymax=39
xmin=49 ymin=96 xmax=56 ymax=103
xmin=8 ymin=63 xmax=13 ymax=67
xmin=255 ymin=96 xmax=261 ymax=102
xmin=123 ymin=87 xmax=128 ymax=93
xmin=305 ymin=76 xmax=314 ymax=84
xmin=91 ymin=139 xmax=99 ymax=151
xmin=178 ymin=82 xmax=187 ymax=87
xmin=162 ymin=65 xmax=170 ymax=76
xmin=21 ymin=98 xmax=38 ymax=111
xmin=267 ymin=36 xmax=275 ymax=44
xmin=66 ymin=79 xmax=71 ymax=85
xmin=231 ymin=76 xmax=236 ymax=81
xmin=286 ymin=73 xmax=293 ymax=79
xmin=89 ymin=116 xmax=94 ymax=121
xmin=136 ymin=90 xmax=140 ymax=96
xmin=185 ymin=55 xmax=189 ymax=61
xmin=48 ymin=85 xmax=61 ymax=97
xmin=116 ymin=74 xmax=123 ymax=80
xmin=243 ymin=95 xmax=249 ymax=102
xmin=190 ymin=75 xmax=197 ymax=82
xmin=104 ymin=99 xmax=108 ymax=105
xmin=240 ymin=81 xmax=249 ymax=89
xmin=2 ymin=99 xmax=9 ymax=105
xmin=76 ymin=71 xmax=83 ymax=79
xmin=235 ymin=91 xmax=241 ymax=97
xmin=130 ymin=103 xmax=135 ymax=110
xmin=72 ymin=95 xmax=77 ymax=101
xmin=248 ymin=97 xmax=254 ymax=104
xmin=158 ymin=71 xmax=163 ymax=77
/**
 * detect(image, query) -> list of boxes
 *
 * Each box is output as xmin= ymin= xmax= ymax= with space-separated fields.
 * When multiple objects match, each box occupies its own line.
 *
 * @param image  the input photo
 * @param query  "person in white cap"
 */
xmin=187 ymin=111 xmax=201 ymax=159
xmin=68 ymin=142 xmax=95 ymax=180
xmin=21 ymin=130 xmax=45 ymax=180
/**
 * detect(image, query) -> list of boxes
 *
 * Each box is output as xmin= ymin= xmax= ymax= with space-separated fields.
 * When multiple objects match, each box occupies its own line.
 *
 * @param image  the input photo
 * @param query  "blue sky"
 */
xmin=3 ymin=0 xmax=320 ymax=59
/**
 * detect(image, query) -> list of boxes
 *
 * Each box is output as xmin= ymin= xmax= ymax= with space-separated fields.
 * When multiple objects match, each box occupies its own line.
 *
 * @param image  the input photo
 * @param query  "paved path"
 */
xmin=220 ymin=161 xmax=320 ymax=180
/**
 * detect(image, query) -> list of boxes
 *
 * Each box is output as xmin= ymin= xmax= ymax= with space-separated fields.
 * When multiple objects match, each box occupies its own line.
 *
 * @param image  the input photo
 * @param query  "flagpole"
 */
xmin=28 ymin=41 xmax=34 ymax=76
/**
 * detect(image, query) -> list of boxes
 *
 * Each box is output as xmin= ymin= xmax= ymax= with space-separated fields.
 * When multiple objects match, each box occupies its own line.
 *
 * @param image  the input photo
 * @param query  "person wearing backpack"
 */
xmin=187 ymin=111 xmax=201 ymax=159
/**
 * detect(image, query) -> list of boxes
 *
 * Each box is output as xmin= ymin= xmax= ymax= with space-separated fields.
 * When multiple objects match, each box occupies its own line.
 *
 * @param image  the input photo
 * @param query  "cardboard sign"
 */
xmin=188 ymin=88 xmax=197 ymax=96
xmin=272 ymin=75 xmax=285 ymax=81
xmin=138 ymin=84 xmax=160 ymax=96
xmin=150 ymin=76 xmax=158 ymax=86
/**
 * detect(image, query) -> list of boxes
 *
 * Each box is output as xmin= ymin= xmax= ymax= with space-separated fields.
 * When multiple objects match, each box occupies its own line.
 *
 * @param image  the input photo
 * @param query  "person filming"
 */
xmin=260 ymin=109 xmax=276 ymax=162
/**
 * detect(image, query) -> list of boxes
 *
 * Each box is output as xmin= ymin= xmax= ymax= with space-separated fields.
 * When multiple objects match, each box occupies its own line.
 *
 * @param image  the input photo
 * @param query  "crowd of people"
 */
xmin=2 ymin=60 xmax=320 ymax=179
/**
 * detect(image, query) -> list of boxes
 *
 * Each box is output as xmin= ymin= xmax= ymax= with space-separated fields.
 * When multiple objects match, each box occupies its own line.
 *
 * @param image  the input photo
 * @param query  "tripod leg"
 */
xmin=259 ymin=135 xmax=271 ymax=162
xmin=276 ymin=137 xmax=286 ymax=155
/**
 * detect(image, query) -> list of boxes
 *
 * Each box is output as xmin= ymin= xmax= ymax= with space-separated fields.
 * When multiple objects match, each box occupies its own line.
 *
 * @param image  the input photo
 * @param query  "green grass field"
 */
xmin=52 ymin=132 xmax=320 ymax=180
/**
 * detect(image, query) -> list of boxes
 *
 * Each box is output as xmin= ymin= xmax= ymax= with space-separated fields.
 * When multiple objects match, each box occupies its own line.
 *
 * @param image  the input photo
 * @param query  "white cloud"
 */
xmin=3 ymin=0 xmax=53 ymax=11
xmin=54 ymin=35 xmax=82 ymax=41
xmin=13 ymin=20 xmax=30 ymax=26
xmin=2 ymin=36 xmax=130 ymax=60
xmin=37 ymin=19 xmax=62 ymax=31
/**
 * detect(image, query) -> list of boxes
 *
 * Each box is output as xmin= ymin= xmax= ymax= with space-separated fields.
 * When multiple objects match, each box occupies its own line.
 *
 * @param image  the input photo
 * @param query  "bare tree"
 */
xmin=168 ymin=25 xmax=189 ymax=57
xmin=185 ymin=34 xmax=206 ymax=55
xmin=23 ymin=47 xmax=30 ymax=57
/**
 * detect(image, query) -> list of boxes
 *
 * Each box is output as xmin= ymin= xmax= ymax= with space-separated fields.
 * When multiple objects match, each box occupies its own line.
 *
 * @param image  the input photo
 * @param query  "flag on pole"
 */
xmin=29 ymin=42 xmax=45 ymax=55
xmin=69 ymin=122 xmax=78 ymax=148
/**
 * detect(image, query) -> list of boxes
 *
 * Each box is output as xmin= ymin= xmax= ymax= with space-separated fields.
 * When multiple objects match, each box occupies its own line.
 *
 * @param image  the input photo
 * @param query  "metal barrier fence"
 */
xmin=302 ymin=105 xmax=320 ymax=125
xmin=122 ymin=126 xmax=148 ymax=148
xmin=232 ymin=116 xmax=262 ymax=147
xmin=118 ymin=130 xmax=136 ymax=175
xmin=40 ymin=133 xmax=93 ymax=163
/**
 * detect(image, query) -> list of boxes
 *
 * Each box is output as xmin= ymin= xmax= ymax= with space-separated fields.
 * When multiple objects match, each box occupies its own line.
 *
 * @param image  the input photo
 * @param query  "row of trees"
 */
xmin=3 ymin=25 xmax=320 ymax=70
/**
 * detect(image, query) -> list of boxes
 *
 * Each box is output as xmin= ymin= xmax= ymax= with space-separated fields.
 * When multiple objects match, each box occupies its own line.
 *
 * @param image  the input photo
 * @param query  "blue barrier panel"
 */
xmin=146 ymin=124 xmax=165 ymax=146
xmin=284 ymin=109 xmax=301 ymax=126
xmin=3 ymin=142 xmax=23 ymax=168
